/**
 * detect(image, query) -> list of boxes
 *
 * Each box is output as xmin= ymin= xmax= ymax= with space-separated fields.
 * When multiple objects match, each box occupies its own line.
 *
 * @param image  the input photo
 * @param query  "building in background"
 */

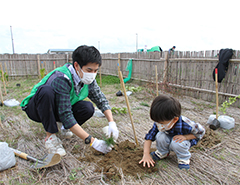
xmin=47 ymin=49 xmax=74 ymax=54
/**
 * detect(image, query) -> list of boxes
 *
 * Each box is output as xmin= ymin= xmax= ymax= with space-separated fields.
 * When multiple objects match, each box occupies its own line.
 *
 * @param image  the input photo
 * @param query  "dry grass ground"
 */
xmin=0 ymin=76 xmax=240 ymax=185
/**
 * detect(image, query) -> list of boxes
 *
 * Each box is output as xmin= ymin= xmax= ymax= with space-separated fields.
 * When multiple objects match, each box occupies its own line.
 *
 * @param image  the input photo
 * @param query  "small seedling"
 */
xmin=125 ymin=86 xmax=142 ymax=92
xmin=69 ymin=169 xmax=77 ymax=181
xmin=103 ymin=135 xmax=115 ymax=147
xmin=219 ymin=95 xmax=240 ymax=114
xmin=111 ymin=107 xmax=127 ymax=114
xmin=140 ymin=102 xmax=150 ymax=107
xmin=40 ymin=68 xmax=46 ymax=79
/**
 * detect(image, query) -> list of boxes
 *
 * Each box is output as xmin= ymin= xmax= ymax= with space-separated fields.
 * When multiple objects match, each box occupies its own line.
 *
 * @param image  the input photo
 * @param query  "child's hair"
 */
xmin=150 ymin=94 xmax=181 ymax=122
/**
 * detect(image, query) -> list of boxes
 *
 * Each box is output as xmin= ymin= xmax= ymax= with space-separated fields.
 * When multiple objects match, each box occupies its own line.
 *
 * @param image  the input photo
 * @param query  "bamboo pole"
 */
xmin=155 ymin=65 xmax=158 ymax=96
xmin=118 ymin=70 xmax=139 ymax=146
xmin=0 ymin=64 xmax=7 ymax=95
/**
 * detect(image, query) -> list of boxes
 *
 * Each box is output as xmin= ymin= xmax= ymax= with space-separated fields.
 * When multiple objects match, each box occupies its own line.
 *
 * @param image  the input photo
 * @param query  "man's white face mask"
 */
xmin=77 ymin=68 xmax=97 ymax=84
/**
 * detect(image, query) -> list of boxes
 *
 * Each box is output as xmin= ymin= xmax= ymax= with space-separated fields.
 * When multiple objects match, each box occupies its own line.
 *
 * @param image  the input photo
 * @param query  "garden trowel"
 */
xmin=10 ymin=148 xmax=61 ymax=169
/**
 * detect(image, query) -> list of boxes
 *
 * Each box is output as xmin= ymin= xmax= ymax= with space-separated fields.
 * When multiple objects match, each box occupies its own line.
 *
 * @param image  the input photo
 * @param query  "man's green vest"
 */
xmin=20 ymin=64 xmax=89 ymax=107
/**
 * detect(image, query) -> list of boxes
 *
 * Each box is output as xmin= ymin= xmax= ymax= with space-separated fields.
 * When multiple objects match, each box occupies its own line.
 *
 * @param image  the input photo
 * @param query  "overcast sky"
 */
xmin=0 ymin=0 xmax=239 ymax=54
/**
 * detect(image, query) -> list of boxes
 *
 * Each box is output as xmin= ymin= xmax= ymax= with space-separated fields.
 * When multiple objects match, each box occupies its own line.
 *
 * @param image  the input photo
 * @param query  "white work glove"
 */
xmin=108 ymin=121 xmax=119 ymax=141
xmin=91 ymin=138 xmax=112 ymax=154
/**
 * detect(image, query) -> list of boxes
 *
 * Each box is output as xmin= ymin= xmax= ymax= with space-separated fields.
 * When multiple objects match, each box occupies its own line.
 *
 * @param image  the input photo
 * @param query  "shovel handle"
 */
xmin=10 ymin=148 xmax=38 ymax=162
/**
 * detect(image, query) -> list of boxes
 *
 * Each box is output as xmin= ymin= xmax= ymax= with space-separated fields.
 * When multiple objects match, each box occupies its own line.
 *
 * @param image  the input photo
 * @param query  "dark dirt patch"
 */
xmin=78 ymin=140 xmax=158 ymax=180
xmin=78 ymin=127 xmax=221 ymax=180
xmin=191 ymin=127 xmax=221 ymax=151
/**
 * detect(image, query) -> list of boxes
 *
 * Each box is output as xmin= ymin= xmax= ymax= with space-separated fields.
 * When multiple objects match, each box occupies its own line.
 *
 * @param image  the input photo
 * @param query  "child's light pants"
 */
xmin=155 ymin=131 xmax=191 ymax=164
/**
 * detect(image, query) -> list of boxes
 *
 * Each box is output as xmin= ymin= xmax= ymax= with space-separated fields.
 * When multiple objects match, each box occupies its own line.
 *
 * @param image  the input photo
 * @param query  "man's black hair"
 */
xmin=72 ymin=45 xmax=102 ymax=68
xmin=150 ymin=94 xmax=181 ymax=122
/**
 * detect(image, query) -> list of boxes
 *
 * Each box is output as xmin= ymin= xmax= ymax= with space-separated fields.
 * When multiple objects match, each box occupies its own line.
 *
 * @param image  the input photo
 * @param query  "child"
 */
xmin=139 ymin=94 xmax=205 ymax=170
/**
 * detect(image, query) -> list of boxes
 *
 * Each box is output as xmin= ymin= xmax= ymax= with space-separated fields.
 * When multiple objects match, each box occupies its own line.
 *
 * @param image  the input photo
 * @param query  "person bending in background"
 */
xmin=139 ymin=94 xmax=205 ymax=170
xmin=168 ymin=46 xmax=176 ymax=54
xmin=21 ymin=45 xmax=119 ymax=156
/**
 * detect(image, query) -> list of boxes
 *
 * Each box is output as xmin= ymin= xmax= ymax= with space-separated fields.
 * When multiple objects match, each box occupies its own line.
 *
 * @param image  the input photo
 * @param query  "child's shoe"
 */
xmin=178 ymin=159 xmax=190 ymax=170
xmin=150 ymin=150 xmax=169 ymax=161
xmin=178 ymin=164 xmax=190 ymax=170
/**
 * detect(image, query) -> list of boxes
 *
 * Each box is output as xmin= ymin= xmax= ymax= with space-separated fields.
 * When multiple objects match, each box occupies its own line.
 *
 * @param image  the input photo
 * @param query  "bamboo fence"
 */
xmin=0 ymin=50 xmax=239 ymax=107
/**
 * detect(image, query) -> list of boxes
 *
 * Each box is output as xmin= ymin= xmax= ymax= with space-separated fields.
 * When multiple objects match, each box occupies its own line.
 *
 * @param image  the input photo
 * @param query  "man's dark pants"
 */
xmin=24 ymin=85 xmax=94 ymax=133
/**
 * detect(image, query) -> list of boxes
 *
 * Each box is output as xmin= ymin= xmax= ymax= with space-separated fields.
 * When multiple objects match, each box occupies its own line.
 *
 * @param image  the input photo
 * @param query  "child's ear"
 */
xmin=173 ymin=117 xmax=179 ymax=123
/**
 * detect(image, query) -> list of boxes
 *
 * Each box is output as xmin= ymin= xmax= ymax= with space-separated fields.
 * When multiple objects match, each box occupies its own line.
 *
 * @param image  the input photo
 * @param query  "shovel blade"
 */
xmin=30 ymin=153 xmax=61 ymax=169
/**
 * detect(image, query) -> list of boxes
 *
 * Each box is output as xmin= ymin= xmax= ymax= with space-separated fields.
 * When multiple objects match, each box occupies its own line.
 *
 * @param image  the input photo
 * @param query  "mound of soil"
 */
xmin=78 ymin=140 xmax=158 ymax=180
xmin=78 ymin=128 xmax=221 ymax=180
xmin=192 ymin=127 xmax=221 ymax=151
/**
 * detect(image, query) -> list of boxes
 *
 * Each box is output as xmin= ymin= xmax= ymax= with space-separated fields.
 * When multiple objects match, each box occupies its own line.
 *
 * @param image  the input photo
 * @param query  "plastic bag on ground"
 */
xmin=207 ymin=115 xmax=216 ymax=124
xmin=218 ymin=115 xmax=235 ymax=129
xmin=0 ymin=142 xmax=16 ymax=171
xmin=3 ymin=99 xmax=20 ymax=107
xmin=126 ymin=91 xmax=132 ymax=96
xmin=207 ymin=114 xmax=235 ymax=129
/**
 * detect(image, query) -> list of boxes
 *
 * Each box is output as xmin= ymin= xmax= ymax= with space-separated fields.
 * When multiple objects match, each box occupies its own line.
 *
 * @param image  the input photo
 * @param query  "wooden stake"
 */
xmin=215 ymin=68 xmax=219 ymax=119
xmin=155 ymin=65 xmax=158 ymax=96
xmin=118 ymin=70 xmax=139 ymax=146
xmin=0 ymin=64 xmax=7 ymax=95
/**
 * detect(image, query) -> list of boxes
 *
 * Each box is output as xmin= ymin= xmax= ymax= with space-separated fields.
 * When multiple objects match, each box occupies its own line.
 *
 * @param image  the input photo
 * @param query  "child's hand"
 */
xmin=173 ymin=135 xmax=186 ymax=143
xmin=139 ymin=154 xmax=155 ymax=168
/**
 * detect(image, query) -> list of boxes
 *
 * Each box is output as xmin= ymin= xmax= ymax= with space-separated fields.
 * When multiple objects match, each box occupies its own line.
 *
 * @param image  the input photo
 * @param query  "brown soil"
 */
xmin=192 ymin=127 xmax=221 ymax=150
xmin=77 ymin=127 xmax=221 ymax=181
xmin=78 ymin=140 xmax=157 ymax=180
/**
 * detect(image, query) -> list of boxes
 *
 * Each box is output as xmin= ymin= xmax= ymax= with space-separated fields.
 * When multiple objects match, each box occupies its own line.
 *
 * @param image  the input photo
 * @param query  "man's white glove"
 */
xmin=91 ymin=138 xmax=112 ymax=154
xmin=108 ymin=121 xmax=119 ymax=141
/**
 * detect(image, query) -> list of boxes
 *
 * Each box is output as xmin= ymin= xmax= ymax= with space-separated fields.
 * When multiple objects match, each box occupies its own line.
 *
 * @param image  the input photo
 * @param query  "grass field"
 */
xmin=0 ymin=75 xmax=240 ymax=184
